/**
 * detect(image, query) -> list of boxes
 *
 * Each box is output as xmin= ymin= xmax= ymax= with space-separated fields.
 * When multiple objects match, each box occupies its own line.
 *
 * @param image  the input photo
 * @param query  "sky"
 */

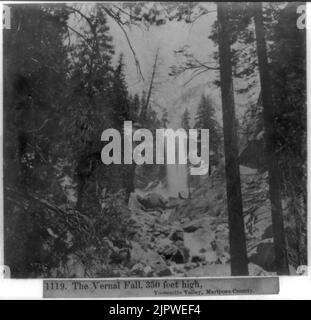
xmin=107 ymin=5 xmax=222 ymax=128
xmin=71 ymin=3 xmax=260 ymax=130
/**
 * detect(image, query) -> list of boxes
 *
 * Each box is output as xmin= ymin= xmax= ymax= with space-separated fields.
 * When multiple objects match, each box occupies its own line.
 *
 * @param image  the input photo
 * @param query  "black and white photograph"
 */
xmin=1 ymin=1 xmax=307 ymax=285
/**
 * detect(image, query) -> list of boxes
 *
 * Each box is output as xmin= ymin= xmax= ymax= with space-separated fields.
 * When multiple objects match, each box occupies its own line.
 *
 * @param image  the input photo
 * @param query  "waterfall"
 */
xmin=167 ymin=164 xmax=188 ymax=198
xmin=166 ymin=134 xmax=189 ymax=198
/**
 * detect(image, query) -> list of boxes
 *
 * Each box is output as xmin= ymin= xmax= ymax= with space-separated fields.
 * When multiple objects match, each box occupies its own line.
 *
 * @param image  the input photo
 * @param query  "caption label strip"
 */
xmin=43 ymin=277 xmax=279 ymax=298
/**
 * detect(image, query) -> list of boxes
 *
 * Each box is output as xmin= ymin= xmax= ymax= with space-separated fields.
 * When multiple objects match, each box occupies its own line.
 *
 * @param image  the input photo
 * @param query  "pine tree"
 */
xmin=181 ymin=108 xmax=191 ymax=198
xmin=111 ymin=55 xmax=134 ymax=199
xmin=129 ymin=93 xmax=141 ymax=123
xmin=3 ymin=4 xmax=70 ymax=276
xmin=271 ymin=3 xmax=307 ymax=267
xmin=67 ymin=6 xmax=116 ymax=212
xmin=217 ymin=2 xmax=248 ymax=276
xmin=161 ymin=108 xmax=169 ymax=128
xmin=181 ymin=108 xmax=191 ymax=130
xmin=253 ymin=2 xmax=289 ymax=275
xmin=194 ymin=95 xmax=220 ymax=156
xmin=110 ymin=55 xmax=130 ymax=128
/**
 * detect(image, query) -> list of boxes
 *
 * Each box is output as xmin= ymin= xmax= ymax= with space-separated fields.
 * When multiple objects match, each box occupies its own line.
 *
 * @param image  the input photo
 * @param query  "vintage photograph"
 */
xmin=2 ymin=2 xmax=307 ymax=279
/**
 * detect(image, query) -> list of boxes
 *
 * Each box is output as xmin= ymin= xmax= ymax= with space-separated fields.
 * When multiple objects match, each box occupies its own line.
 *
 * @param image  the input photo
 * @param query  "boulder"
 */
xmin=157 ymin=268 xmax=172 ymax=277
xmin=261 ymin=225 xmax=273 ymax=240
xmin=216 ymin=252 xmax=230 ymax=264
xmin=184 ymin=221 xmax=216 ymax=262
xmin=169 ymin=264 xmax=186 ymax=276
xmin=182 ymin=220 xmax=202 ymax=233
xmin=169 ymin=228 xmax=184 ymax=242
xmin=248 ymin=263 xmax=275 ymax=276
xmin=131 ymin=263 xmax=145 ymax=276
xmin=184 ymin=262 xmax=197 ymax=271
xmin=130 ymin=241 xmax=148 ymax=265
xmin=204 ymin=251 xmax=218 ymax=264
xmin=191 ymin=255 xmax=206 ymax=263
xmin=130 ymin=241 xmax=169 ymax=275
xmin=131 ymin=263 xmax=153 ymax=276
xmin=143 ymin=265 xmax=153 ymax=276
xmin=157 ymin=241 xmax=189 ymax=264
xmin=171 ymin=249 xmax=188 ymax=264
xmin=136 ymin=193 xmax=168 ymax=212
xmin=109 ymin=249 xmax=130 ymax=265
xmin=62 ymin=254 xmax=85 ymax=278
xmin=249 ymin=239 xmax=275 ymax=272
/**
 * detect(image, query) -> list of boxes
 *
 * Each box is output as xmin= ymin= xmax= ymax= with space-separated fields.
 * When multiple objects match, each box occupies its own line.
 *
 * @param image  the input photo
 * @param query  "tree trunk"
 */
xmin=217 ymin=3 xmax=248 ymax=276
xmin=140 ymin=48 xmax=159 ymax=122
xmin=253 ymin=2 xmax=289 ymax=275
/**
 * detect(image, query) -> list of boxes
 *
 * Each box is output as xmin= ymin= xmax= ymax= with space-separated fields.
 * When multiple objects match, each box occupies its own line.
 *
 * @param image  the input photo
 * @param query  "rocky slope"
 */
xmin=121 ymin=163 xmax=284 ymax=277
xmin=56 ymin=161 xmax=298 ymax=278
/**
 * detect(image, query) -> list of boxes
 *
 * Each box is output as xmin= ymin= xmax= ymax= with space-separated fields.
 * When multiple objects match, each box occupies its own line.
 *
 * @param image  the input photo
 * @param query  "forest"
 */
xmin=3 ymin=2 xmax=306 ymax=278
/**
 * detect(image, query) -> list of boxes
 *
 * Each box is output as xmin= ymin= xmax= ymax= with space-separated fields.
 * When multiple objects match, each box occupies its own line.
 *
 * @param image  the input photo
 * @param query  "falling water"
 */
xmin=166 ymin=135 xmax=189 ymax=198
xmin=167 ymin=164 xmax=188 ymax=198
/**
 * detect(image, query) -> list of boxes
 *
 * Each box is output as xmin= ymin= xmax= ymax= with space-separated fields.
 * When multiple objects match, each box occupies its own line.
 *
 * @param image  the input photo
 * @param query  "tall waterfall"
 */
xmin=166 ymin=135 xmax=189 ymax=198
xmin=167 ymin=164 xmax=188 ymax=198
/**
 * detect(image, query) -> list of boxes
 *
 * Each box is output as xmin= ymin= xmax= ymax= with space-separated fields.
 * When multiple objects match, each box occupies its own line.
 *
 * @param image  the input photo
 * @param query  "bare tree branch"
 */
xmin=103 ymin=7 xmax=145 ymax=81
xmin=67 ymin=25 xmax=93 ymax=51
